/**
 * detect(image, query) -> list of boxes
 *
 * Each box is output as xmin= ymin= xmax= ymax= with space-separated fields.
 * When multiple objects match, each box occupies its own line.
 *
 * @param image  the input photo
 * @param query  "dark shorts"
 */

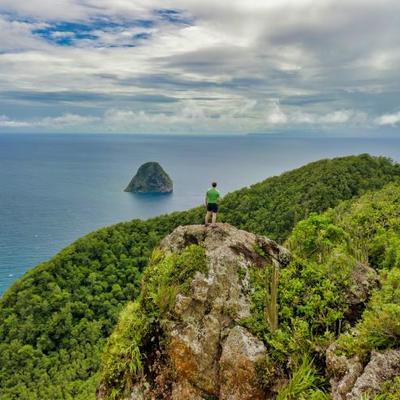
xmin=207 ymin=203 xmax=218 ymax=213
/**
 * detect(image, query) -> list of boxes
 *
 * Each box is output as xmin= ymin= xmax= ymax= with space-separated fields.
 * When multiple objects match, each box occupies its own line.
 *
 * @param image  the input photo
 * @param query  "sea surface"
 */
xmin=1 ymin=133 xmax=400 ymax=294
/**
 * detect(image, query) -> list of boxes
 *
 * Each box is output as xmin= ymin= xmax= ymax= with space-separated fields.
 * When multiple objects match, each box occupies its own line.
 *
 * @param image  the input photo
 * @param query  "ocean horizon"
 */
xmin=1 ymin=133 xmax=400 ymax=294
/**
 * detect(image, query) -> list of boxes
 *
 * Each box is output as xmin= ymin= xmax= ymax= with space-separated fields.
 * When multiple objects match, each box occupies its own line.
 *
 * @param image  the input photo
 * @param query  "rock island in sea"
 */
xmin=124 ymin=161 xmax=173 ymax=193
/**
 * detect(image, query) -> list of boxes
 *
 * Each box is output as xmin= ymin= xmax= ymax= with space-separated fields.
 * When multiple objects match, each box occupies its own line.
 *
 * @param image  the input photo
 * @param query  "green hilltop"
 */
xmin=1 ymin=154 xmax=400 ymax=399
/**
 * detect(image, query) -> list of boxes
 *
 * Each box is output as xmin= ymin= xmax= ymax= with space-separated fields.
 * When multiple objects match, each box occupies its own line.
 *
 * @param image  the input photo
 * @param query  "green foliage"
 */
xmin=99 ymin=301 xmax=150 ymax=400
xmin=265 ymin=263 xmax=279 ymax=332
xmin=373 ymin=376 xmax=400 ymax=399
xmin=279 ymin=254 xmax=353 ymax=334
xmin=141 ymin=244 xmax=207 ymax=316
xmin=241 ymin=266 xmax=272 ymax=337
xmin=337 ymin=268 xmax=400 ymax=359
xmin=330 ymin=182 xmax=400 ymax=265
xmin=245 ymin=182 xmax=400 ymax=393
xmin=243 ymin=253 xmax=353 ymax=364
xmin=220 ymin=154 xmax=400 ymax=242
xmin=276 ymin=356 xmax=329 ymax=400
xmin=287 ymin=213 xmax=349 ymax=262
xmin=277 ymin=181 xmax=400 ymax=363
xmin=319 ymin=182 xmax=400 ymax=362
xmin=0 ymin=154 xmax=399 ymax=399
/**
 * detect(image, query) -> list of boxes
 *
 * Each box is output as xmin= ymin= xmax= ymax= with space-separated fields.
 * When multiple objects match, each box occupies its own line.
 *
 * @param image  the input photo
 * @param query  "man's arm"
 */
xmin=205 ymin=193 xmax=208 ymax=206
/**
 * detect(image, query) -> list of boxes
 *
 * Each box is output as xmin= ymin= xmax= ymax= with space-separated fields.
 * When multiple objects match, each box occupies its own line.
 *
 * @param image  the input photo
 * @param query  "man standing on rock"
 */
xmin=205 ymin=182 xmax=220 ymax=227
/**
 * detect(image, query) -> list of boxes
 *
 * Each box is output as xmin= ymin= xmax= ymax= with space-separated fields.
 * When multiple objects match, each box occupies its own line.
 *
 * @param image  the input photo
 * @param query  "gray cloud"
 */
xmin=0 ymin=1 xmax=399 ymax=133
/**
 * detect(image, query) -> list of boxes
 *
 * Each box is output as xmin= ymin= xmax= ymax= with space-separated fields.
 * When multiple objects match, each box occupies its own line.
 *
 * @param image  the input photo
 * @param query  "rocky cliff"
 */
xmin=98 ymin=223 xmax=290 ymax=399
xmin=124 ymin=162 xmax=173 ymax=193
xmin=97 ymin=217 xmax=397 ymax=400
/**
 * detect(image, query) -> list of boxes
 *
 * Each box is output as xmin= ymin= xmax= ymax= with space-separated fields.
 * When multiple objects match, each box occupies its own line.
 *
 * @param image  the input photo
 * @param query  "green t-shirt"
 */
xmin=206 ymin=187 xmax=220 ymax=204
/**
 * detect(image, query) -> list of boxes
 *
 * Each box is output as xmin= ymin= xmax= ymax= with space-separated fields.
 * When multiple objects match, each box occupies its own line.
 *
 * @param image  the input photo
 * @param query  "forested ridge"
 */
xmin=0 ymin=154 xmax=399 ymax=399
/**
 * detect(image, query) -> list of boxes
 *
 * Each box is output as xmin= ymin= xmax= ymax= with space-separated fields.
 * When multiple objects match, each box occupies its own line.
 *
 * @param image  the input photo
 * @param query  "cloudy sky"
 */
xmin=0 ymin=0 xmax=399 ymax=134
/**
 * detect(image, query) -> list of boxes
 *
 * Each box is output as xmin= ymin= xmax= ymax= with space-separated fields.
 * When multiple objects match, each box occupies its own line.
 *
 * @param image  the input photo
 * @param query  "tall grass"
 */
xmin=277 ymin=356 xmax=330 ymax=400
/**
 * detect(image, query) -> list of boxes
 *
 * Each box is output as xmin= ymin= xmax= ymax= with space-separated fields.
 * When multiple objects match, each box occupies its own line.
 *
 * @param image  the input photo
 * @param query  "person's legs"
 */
xmin=211 ymin=212 xmax=217 ymax=226
xmin=205 ymin=211 xmax=212 ymax=225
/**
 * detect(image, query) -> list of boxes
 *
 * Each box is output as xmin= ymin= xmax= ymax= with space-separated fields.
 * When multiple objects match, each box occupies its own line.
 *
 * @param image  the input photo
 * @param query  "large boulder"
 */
xmin=99 ymin=223 xmax=290 ymax=400
xmin=156 ymin=224 xmax=289 ymax=400
xmin=124 ymin=162 xmax=173 ymax=193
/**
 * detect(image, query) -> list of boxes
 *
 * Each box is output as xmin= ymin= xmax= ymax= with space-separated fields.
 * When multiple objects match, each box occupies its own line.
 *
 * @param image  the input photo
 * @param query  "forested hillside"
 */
xmin=0 ymin=154 xmax=399 ymax=399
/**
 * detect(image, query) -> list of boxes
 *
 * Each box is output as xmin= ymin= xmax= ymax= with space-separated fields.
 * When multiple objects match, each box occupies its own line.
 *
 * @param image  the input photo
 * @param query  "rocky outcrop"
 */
xmin=124 ymin=162 xmax=173 ymax=193
xmin=158 ymin=224 xmax=289 ymax=400
xmin=344 ymin=262 xmax=379 ymax=323
xmin=326 ymin=343 xmax=364 ymax=400
xmin=327 ymin=344 xmax=400 ymax=399
xmin=116 ymin=224 xmax=289 ymax=400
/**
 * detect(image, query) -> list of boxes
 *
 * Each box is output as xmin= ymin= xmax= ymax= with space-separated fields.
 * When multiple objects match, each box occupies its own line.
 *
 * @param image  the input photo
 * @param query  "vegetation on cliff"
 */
xmin=243 ymin=182 xmax=400 ymax=399
xmin=0 ymin=154 xmax=399 ymax=399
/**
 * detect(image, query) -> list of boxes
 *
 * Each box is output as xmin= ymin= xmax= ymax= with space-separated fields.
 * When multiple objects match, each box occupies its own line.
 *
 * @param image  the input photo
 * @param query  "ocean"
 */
xmin=1 ymin=133 xmax=400 ymax=294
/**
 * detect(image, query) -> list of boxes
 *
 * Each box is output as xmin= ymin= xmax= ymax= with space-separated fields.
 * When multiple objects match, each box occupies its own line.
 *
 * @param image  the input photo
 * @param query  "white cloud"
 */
xmin=375 ymin=111 xmax=400 ymax=126
xmin=0 ymin=115 xmax=31 ymax=127
xmin=264 ymin=101 xmax=368 ymax=127
xmin=0 ymin=113 xmax=98 ymax=129
xmin=38 ymin=113 xmax=99 ymax=127
xmin=266 ymin=100 xmax=288 ymax=124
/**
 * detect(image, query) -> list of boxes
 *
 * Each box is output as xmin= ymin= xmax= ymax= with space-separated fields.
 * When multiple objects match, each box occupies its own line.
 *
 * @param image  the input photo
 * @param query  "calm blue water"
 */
xmin=1 ymin=133 xmax=400 ymax=294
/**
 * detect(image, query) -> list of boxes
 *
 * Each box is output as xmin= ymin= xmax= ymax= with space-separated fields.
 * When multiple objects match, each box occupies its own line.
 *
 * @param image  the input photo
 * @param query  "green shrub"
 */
xmin=337 ymin=268 xmax=400 ymax=359
xmin=287 ymin=214 xmax=349 ymax=262
xmin=373 ymin=376 xmax=400 ymax=399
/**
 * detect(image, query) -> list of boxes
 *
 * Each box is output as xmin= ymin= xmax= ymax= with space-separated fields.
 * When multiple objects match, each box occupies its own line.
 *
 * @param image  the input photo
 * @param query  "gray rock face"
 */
xmin=219 ymin=326 xmax=267 ymax=400
xmin=349 ymin=349 xmax=400 ymax=399
xmin=327 ymin=344 xmax=400 ymax=400
xmin=124 ymin=162 xmax=173 ymax=193
xmin=345 ymin=262 xmax=379 ymax=322
xmin=131 ymin=223 xmax=290 ymax=400
xmin=327 ymin=343 xmax=364 ymax=400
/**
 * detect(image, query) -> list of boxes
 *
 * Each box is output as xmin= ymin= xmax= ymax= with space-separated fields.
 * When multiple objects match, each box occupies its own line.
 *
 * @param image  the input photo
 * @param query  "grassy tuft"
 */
xmin=277 ymin=356 xmax=329 ymax=400
xmin=100 ymin=301 xmax=150 ymax=399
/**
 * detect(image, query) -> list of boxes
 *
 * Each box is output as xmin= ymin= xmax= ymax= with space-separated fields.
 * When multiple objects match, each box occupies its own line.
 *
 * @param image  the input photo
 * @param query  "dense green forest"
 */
xmin=0 ymin=154 xmax=399 ymax=399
